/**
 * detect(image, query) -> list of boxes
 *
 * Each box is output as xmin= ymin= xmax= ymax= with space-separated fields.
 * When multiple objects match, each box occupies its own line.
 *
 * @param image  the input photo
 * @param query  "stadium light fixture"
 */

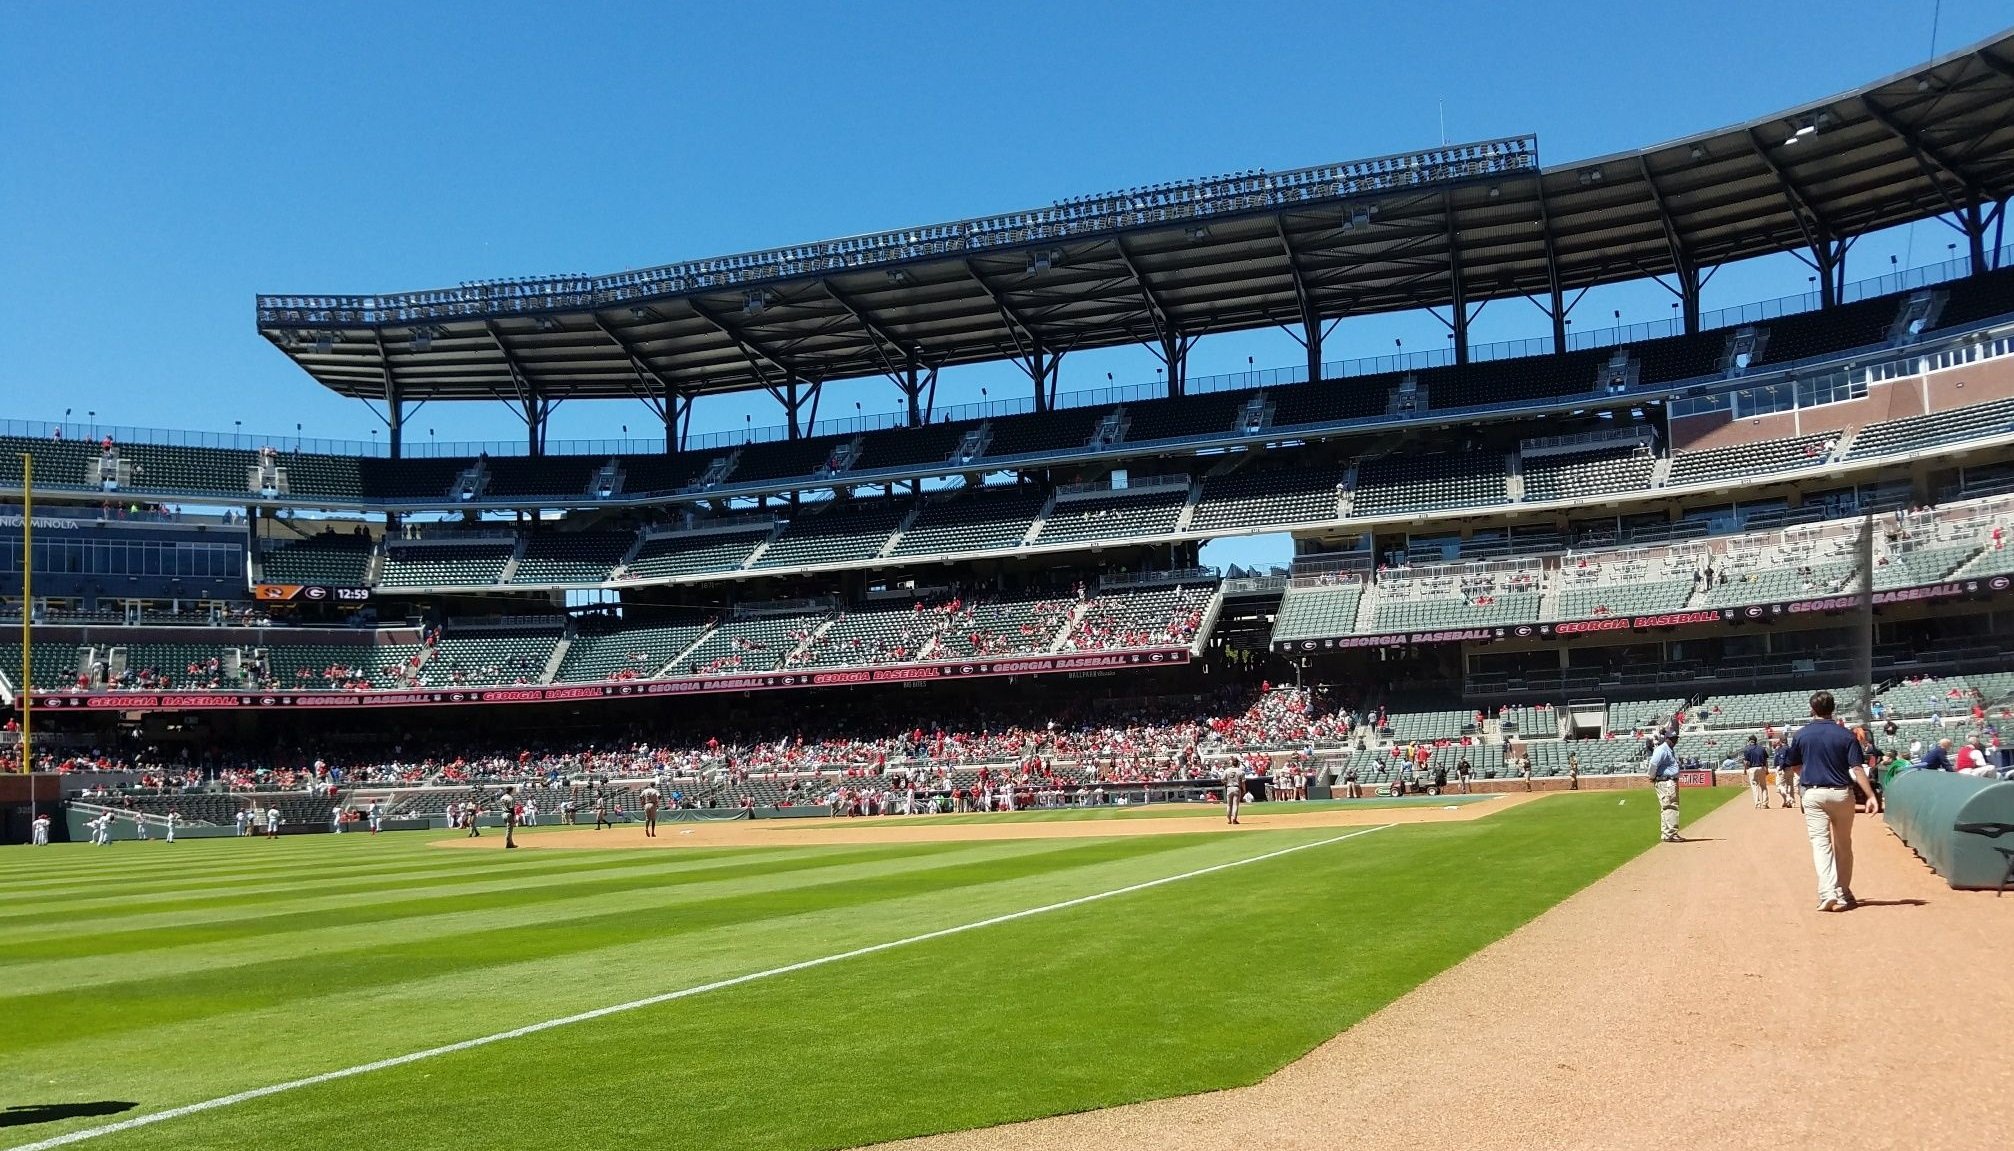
xmin=411 ymin=328 xmax=432 ymax=352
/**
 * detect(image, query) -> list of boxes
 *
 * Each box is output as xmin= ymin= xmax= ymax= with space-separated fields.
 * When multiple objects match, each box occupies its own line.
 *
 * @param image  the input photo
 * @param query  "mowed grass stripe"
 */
xmin=0 ymin=835 xmax=1209 ymax=1049
xmin=0 ymin=841 xmax=986 ymax=951
xmin=1 ymin=830 xmax=1360 ymax=1113
xmin=0 ymin=837 xmax=656 ymax=903
xmin=0 ymin=839 xmax=1086 ymax=998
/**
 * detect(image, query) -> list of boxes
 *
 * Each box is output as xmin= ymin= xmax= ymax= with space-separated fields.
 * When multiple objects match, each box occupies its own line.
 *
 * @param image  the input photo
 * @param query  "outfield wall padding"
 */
xmin=1883 ymin=770 xmax=2014 ymax=890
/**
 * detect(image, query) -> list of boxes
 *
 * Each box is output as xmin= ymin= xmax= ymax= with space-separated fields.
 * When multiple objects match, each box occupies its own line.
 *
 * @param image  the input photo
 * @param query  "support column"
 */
xmin=527 ymin=394 xmax=544 ymax=457
xmin=1161 ymin=335 xmax=1187 ymax=398
xmin=386 ymin=385 xmax=404 ymax=459
xmin=1305 ymin=317 xmax=1323 ymax=385
xmin=1446 ymin=192 xmax=1469 ymax=366
xmin=1680 ymin=265 xmax=1702 ymax=335
xmin=785 ymin=381 xmax=802 ymax=440
xmin=1965 ymin=201 xmax=1988 ymax=278
xmin=903 ymin=354 xmax=923 ymax=428
xmin=1549 ymin=284 xmax=1567 ymax=353
xmin=1029 ymin=342 xmax=1050 ymax=413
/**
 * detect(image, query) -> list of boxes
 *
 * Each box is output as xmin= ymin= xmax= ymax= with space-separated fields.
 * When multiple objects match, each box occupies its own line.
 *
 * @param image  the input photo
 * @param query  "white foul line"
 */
xmin=12 ymin=823 xmax=1392 ymax=1151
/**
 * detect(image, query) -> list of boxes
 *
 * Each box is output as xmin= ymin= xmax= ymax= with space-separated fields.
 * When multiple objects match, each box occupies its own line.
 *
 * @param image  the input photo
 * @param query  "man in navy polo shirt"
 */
xmin=1784 ymin=690 xmax=1880 ymax=912
xmin=1742 ymin=736 xmax=1770 ymax=809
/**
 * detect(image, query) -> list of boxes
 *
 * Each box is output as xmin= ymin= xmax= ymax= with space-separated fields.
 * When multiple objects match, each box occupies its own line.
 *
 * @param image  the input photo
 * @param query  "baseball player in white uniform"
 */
xmin=165 ymin=810 xmax=179 ymax=844
xmin=1222 ymin=761 xmax=1246 ymax=825
xmin=235 ymin=808 xmax=249 ymax=836
xmin=91 ymin=813 xmax=113 ymax=846
xmin=265 ymin=806 xmax=281 ymax=839
xmin=367 ymin=801 xmax=382 ymax=834
xmin=31 ymin=814 xmax=51 ymax=846
xmin=132 ymin=812 xmax=148 ymax=841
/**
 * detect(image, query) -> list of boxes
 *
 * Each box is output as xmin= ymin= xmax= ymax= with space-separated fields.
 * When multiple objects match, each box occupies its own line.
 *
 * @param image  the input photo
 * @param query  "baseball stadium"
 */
xmin=4 ymin=10 xmax=2014 ymax=1150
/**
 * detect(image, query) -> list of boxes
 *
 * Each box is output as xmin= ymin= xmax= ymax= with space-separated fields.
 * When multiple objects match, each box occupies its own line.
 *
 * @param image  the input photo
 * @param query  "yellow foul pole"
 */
xmin=18 ymin=452 xmax=30 ymax=775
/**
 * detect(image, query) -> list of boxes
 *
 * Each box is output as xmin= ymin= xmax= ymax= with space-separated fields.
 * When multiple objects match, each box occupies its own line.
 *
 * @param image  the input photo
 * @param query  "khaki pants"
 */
xmin=1747 ymin=765 xmax=1768 ymax=807
xmin=1801 ymin=786 xmax=1856 ymax=903
xmin=1654 ymin=779 xmax=1680 ymax=840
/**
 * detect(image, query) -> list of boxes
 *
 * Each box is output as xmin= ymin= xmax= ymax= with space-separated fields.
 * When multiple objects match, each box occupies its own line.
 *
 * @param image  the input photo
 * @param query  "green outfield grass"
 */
xmin=0 ymin=788 xmax=1736 ymax=1151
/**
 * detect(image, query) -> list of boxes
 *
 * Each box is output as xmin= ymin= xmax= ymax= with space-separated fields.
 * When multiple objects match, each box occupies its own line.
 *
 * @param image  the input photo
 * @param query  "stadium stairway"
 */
xmin=1023 ymin=490 xmax=1058 ymax=546
xmin=1649 ymin=456 xmax=1673 ymax=487
xmin=1506 ymin=452 xmax=1526 ymax=502
xmin=739 ymin=525 xmax=781 ymax=569
xmin=1048 ymin=600 xmax=1092 ymax=652
xmin=1337 ymin=464 xmax=1358 ymax=517
xmin=1191 ymin=586 xmax=1227 ymax=656
xmin=609 ymin=532 xmax=647 ymax=580
xmin=876 ymin=504 xmax=922 ymax=558
xmin=498 ymin=534 xmax=529 ymax=583
xmin=1174 ymin=481 xmax=1203 ymax=531
xmin=539 ymin=637 xmax=571 ymax=683
xmin=1352 ymin=582 xmax=1381 ymax=633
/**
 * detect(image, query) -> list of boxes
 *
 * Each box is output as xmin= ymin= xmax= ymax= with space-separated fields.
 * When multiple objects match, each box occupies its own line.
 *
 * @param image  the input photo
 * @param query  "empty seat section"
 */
xmin=1522 ymin=447 xmax=1657 ymax=503
xmin=1754 ymin=295 xmax=1899 ymax=365
xmin=1118 ymin=392 xmax=1245 ymax=444
xmin=378 ymin=543 xmax=513 ymax=587
xmin=621 ymin=527 xmax=771 ymax=580
xmin=1667 ymin=434 xmax=1830 ymax=486
xmin=1034 ymin=488 xmax=1187 ymax=545
xmin=511 ymin=532 xmax=633 ymax=584
xmin=855 ymin=424 xmax=968 ymax=473
xmin=260 ymin=530 xmax=375 ymax=585
xmin=1191 ymin=466 xmax=1345 ymax=532
xmin=980 ymin=409 xmax=1101 ymax=459
xmin=1928 ymin=265 xmax=2014 ymax=333
xmin=754 ymin=503 xmax=906 ymax=570
xmin=484 ymin=456 xmax=599 ymax=499
xmin=1353 ymin=453 xmax=1507 ymax=516
xmin=1268 ymin=581 xmax=1366 ymax=644
xmin=732 ymin=435 xmax=852 ymax=483
xmin=1633 ymin=331 xmax=1728 ymax=385
xmin=1844 ymin=397 xmax=2014 ymax=460
xmin=891 ymin=488 xmax=1044 ymax=556
xmin=1428 ymin=349 xmax=1606 ymax=409
xmin=1267 ymin=378 xmax=1391 ymax=427
xmin=359 ymin=458 xmax=471 ymax=501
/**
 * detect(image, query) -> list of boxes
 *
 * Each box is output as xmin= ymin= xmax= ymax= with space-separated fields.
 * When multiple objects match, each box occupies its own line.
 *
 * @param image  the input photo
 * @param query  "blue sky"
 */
xmin=1 ymin=1 xmax=2005 ymax=566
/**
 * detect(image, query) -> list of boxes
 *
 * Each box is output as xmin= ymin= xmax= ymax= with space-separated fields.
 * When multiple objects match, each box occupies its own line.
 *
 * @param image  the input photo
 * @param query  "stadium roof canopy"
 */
xmin=258 ymin=30 xmax=2014 ymax=440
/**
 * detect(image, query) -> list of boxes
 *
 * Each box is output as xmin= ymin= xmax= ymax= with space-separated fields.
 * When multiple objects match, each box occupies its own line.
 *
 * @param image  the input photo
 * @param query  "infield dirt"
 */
xmin=438 ymin=792 xmax=1544 ymax=851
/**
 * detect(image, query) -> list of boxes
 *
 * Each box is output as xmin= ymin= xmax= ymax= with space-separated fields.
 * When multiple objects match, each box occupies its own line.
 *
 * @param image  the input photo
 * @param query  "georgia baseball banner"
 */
xmin=27 ymin=647 xmax=1190 ymax=713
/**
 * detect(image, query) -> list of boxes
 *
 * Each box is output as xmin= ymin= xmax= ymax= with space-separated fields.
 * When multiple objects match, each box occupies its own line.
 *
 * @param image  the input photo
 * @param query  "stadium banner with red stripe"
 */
xmin=26 ymin=647 xmax=1190 ymax=712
